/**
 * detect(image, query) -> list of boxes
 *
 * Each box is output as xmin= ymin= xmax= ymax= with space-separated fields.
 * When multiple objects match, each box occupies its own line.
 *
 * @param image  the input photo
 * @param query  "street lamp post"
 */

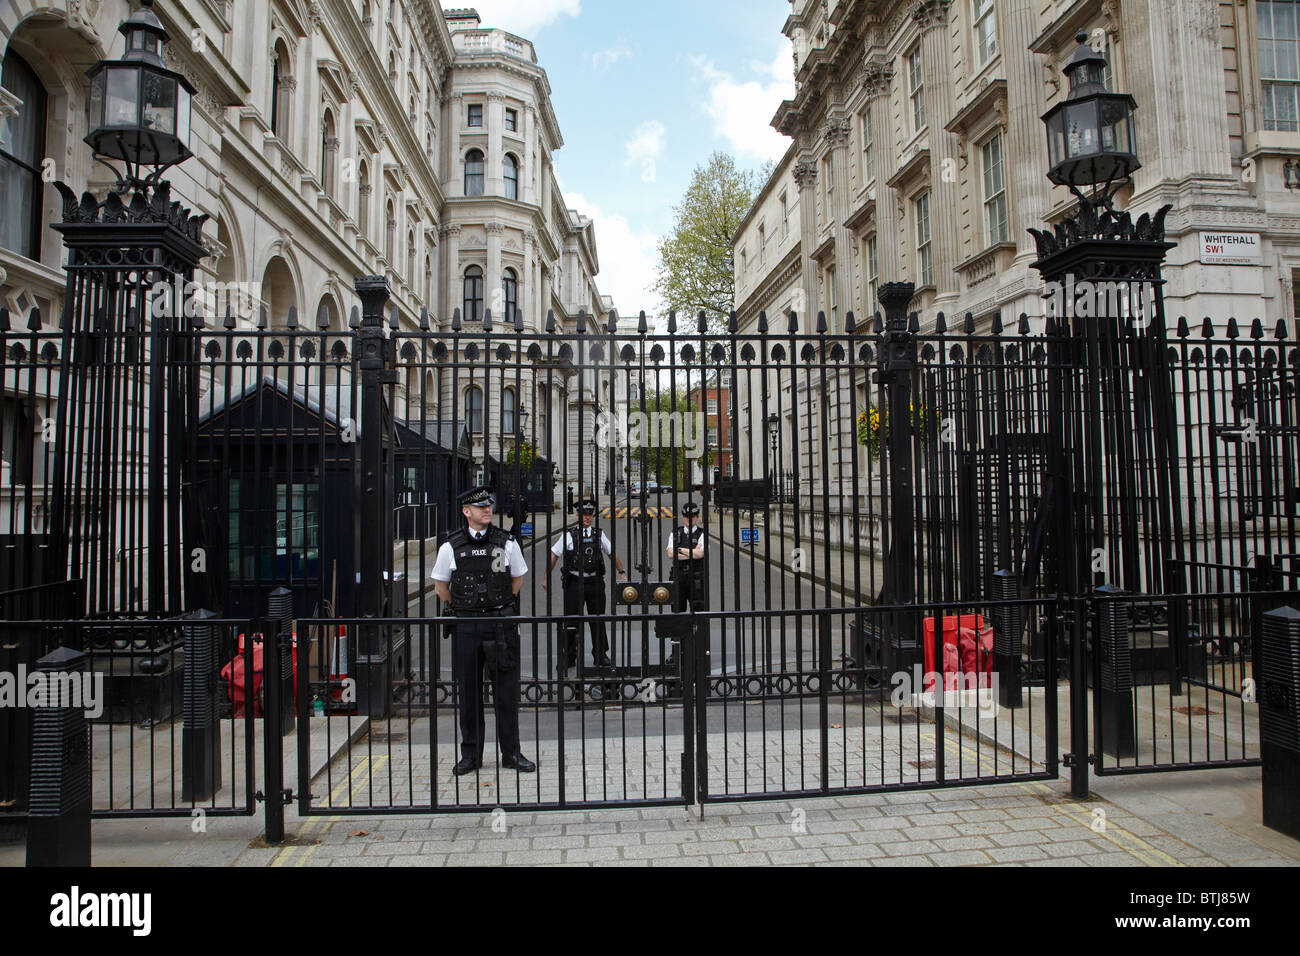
xmin=47 ymin=0 xmax=207 ymax=618
xmin=1031 ymin=32 xmax=1181 ymax=798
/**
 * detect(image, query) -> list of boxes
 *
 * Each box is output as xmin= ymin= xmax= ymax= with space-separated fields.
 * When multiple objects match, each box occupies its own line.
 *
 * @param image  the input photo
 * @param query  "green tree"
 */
xmin=653 ymin=152 xmax=764 ymax=333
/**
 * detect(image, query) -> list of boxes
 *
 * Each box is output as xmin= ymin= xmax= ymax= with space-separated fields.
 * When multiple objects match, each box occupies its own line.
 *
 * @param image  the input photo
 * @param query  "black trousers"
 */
xmin=672 ymin=571 xmax=708 ymax=612
xmin=451 ymin=617 xmax=521 ymax=761
xmin=561 ymin=574 xmax=608 ymax=664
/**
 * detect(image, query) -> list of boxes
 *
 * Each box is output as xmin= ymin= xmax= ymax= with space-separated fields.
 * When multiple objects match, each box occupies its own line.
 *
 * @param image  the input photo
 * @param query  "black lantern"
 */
xmin=1041 ymin=32 xmax=1137 ymax=189
xmin=85 ymin=0 xmax=195 ymax=181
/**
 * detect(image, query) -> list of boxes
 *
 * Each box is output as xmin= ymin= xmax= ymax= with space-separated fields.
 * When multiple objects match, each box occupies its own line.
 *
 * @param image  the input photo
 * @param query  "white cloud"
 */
xmin=692 ymin=44 xmax=795 ymax=162
xmin=562 ymin=190 xmax=660 ymax=318
xmin=624 ymin=120 xmax=666 ymax=183
xmin=462 ymin=0 xmax=580 ymax=36
xmin=590 ymin=39 xmax=632 ymax=71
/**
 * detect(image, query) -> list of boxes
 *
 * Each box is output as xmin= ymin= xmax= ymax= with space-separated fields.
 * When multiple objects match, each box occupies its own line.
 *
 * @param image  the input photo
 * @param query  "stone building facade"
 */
xmin=733 ymin=0 xmax=1300 ymax=485
xmin=0 ymin=1 xmax=617 ymax=503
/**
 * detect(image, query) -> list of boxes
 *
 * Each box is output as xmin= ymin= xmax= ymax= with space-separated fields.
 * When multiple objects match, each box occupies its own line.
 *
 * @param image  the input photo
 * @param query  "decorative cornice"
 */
xmin=911 ymin=0 xmax=952 ymax=31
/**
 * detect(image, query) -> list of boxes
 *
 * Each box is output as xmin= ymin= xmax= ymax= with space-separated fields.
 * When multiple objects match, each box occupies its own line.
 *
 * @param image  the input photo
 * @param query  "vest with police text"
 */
xmin=671 ymin=525 xmax=705 ymax=581
xmin=562 ymin=526 xmax=605 ymax=576
xmin=447 ymin=526 xmax=514 ymax=610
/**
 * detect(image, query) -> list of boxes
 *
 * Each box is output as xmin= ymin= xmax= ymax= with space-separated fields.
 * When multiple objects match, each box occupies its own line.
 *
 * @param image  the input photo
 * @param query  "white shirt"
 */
xmin=431 ymin=527 xmax=528 ymax=581
xmin=667 ymin=524 xmax=706 ymax=558
xmin=551 ymin=526 xmax=614 ymax=577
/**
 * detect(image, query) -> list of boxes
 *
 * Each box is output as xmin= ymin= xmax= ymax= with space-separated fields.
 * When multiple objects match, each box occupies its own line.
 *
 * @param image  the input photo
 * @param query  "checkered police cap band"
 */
xmin=458 ymin=486 xmax=494 ymax=507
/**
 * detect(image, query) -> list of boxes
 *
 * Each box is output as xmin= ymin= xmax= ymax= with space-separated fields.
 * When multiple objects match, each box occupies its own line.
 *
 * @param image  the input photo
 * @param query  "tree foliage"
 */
xmin=633 ymin=388 xmax=712 ymax=491
xmin=653 ymin=152 xmax=764 ymax=332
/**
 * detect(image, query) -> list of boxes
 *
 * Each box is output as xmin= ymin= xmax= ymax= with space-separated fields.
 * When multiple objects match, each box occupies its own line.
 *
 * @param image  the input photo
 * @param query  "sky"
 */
xmin=459 ymin=0 xmax=796 ymax=318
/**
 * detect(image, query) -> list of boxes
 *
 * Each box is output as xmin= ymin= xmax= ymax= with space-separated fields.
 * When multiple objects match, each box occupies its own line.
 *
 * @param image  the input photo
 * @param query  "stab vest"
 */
xmin=671 ymin=525 xmax=706 ymax=581
xmin=562 ymin=526 xmax=605 ymax=576
xmin=447 ymin=525 xmax=514 ymax=611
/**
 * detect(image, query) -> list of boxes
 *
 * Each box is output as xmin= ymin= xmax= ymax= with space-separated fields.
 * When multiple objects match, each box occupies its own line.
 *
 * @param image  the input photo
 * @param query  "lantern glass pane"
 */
xmin=105 ymin=67 xmax=139 ymax=127
xmin=142 ymin=70 xmax=177 ymax=135
xmin=1100 ymin=98 xmax=1131 ymax=153
xmin=88 ymin=71 xmax=106 ymax=128
xmin=176 ymin=84 xmax=191 ymax=147
xmin=1066 ymin=100 xmax=1099 ymax=157
xmin=1046 ymin=109 xmax=1066 ymax=167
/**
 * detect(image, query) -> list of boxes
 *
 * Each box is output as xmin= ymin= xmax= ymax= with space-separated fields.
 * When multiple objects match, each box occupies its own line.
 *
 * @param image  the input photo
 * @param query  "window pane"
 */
xmin=0 ymin=155 xmax=36 ymax=258
xmin=1281 ymin=40 xmax=1300 ymax=79
xmin=1 ymin=52 xmax=46 ymax=164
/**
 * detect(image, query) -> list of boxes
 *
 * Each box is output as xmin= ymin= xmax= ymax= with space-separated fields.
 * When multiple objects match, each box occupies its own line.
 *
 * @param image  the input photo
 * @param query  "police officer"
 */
xmin=665 ymin=501 xmax=706 ymax=665
xmin=543 ymin=499 xmax=627 ymax=670
xmin=432 ymin=486 xmax=536 ymax=776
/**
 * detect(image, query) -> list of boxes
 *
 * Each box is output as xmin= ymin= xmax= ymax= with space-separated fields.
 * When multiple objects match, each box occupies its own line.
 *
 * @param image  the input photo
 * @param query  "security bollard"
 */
xmin=993 ymin=570 xmax=1023 ymax=708
xmin=26 ymin=646 xmax=91 ymax=867
xmin=266 ymin=587 xmax=295 ymax=735
xmin=1096 ymin=585 xmax=1136 ymax=759
xmin=182 ymin=609 xmax=222 ymax=801
xmin=1260 ymin=605 xmax=1300 ymax=840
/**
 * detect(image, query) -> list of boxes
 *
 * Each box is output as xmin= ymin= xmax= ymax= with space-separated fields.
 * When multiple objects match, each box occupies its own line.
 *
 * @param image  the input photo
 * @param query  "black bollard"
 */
xmin=182 ymin=609 xmax=222 ymax=802
xmin=26 ymin=646 xmax=92 ymax=867
xmin=993 ymin=570 xmax=1023 ymax=708
xmin=266 ymin=588 xmax=295 ymax=735
xmin=1260 ymin=605 xmax=1300 ymax=840
xmin=1095 ymin=585 xmax=1136 ymax=759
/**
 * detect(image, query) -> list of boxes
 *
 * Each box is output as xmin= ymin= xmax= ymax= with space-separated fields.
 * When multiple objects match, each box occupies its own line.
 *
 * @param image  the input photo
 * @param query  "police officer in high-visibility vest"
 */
xmin=432 ymin=486 xmax=536 ymax=776
xmin=665 ymin=501 xmax=706 ymax=665
xmin=544 ymin=499 xmax=627 ymax=670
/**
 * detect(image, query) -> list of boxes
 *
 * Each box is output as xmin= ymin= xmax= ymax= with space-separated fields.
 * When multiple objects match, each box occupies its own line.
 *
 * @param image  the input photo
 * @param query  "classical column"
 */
xmin=488 ymin=92 xmax=505 ymax=196
xmin=524 ymin=106 xmax=537 ymax=205
xmin=486 ymin=221 xmax=503 ymax=322
xmin=824 ymin=113 xmax=853 ymax=332
xmin=914 ymin=0 xmax=959 ymax=308
xmin=524 ymin=229 xmax=539 ymax=330
xmin=449 ymin=92 xmax=463 ymax=197
xmin=861 ymin=59 xmax=898 ymax=293
xmin=441 ymin=224 xmax=461 ymax=325
xmin=1002 ymin=0 xmax=1051 ymax=263
xmin=792 ymin=157 xmax=819 ymax=322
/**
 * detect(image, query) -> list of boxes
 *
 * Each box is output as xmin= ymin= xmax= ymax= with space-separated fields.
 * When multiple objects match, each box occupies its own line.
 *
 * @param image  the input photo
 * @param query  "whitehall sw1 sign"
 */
xmin=1199 ymin=232 xmax=1262 ymax=265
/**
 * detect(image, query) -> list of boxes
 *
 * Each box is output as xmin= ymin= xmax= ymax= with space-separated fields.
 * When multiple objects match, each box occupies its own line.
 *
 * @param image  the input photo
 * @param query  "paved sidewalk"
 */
xmin=4 ymin=764 xmax=1295 ymax=867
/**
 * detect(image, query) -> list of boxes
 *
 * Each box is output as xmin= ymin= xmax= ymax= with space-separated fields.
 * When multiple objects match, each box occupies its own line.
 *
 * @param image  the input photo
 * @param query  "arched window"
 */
xmin=466 ymin=385 xmax=483 ymax=434
xmin=503 ymin=153 xmax=519 ymax=200
xmin=464 ymin=148 xmax=484 ymax=196
xmin=502 ymin=267 xmax=518 ymax=323
xmin=357 ymin=161 xmax=371 ymax=236
xmin=406 ymin=229 xmax=416 ymax=282
xmin=320 ymin=110 xmax=337 ymax=198
xmin=502 ymin=388 xmax=516 ymax=435
xmin=462 ymin=265 xmax=483 ymax=323
xmin=424 ymin=253 xmax=433 ymax=305
xmin=0 ymin=50 xmax=47 ymax=260
xmin=270 ymin=41 xmax=292 ymax=137
xmin=385 ymin=198 xmax=395 ymax=262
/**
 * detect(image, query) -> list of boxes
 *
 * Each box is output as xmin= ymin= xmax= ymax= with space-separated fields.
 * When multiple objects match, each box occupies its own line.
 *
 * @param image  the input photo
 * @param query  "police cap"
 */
xmin=458 ymin=485 xmax=494 ymax=507
xmin=578 ymin=498 xmax=597 ymax=514
xmin=682 ymin=500 xmax=701 ymax=516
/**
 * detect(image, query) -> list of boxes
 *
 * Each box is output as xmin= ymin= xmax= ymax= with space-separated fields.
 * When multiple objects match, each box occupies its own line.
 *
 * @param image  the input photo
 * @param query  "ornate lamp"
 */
xmin=1041 ymin=31 xmax=1137 ymax=197
xmin=85 ymin=0 xmax=195 ymax=186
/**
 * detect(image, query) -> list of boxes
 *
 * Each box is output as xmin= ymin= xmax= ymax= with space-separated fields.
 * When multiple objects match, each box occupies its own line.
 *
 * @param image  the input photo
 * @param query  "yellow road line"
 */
xmin=1014 ymin=780 xmax=1181 ymax=867
xmin=271 ymin=754 xmax=388 ymax=867
xmin=917 ymin=732 xmax=1178 ymax=866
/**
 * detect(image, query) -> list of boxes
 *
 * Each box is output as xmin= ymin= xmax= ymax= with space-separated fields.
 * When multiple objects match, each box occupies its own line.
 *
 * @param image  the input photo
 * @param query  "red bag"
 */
xmin=958 ymin=626 xmax=994 ymax=689
xmin=221 ymin=637 xmax=265 ymax=717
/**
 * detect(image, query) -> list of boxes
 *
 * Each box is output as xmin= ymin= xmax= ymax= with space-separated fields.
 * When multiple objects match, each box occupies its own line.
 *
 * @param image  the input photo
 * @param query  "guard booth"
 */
xmin=195 ymin=379 xmax=474 ymax=621
xmin=486 ymin=453 xmax=554 ymax=525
